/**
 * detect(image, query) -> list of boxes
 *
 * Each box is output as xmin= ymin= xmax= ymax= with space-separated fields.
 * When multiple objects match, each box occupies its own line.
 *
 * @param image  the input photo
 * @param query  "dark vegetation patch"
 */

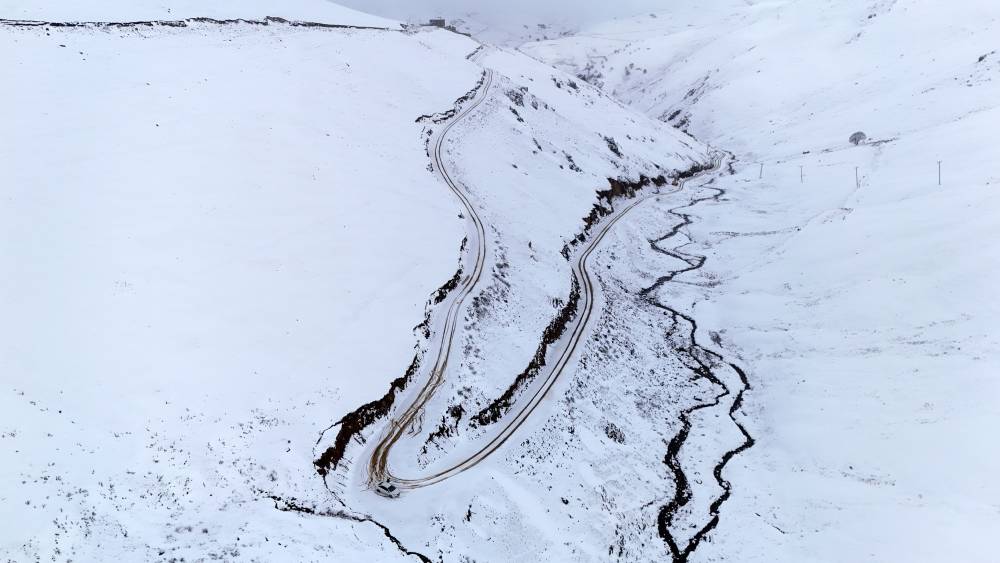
xmin=313 ymin=355 xmax=421 ymax=476
xmin=604 ymin=422 xmax=626 ymax=444
xmin=561 ymin=172 xmax=669 ymax=259
xmin=505 ymin=88 xmax=525 ymax=107
xmin=563 ymin=152 xmax=583 ymax=172
xmin=467 ymin=249 xmax=511 ymax=325
xmin=675 ymin=160 xmax=713 ymax=180
xmin=471 ymin=276 xmax=581 ymax=426
xmin=551 ymin=76 xmax=580 ymax=91
xmin=506 ymin=86 xmax=544 ymax=113
xmin=603 ymin=136 xmax=623 ymax=158
xmin=433 ymin=269 xmax=462 ymax=304
xmin=576 ymin=60 xmax=605 ymax=89
xmin=465 ymin=45 xmax=484 ymax=60
xmin=420 ymin=404 xmax=465 ymax=455
xmin=415 ymin=71 xmax=487 ymax=124
xmin=314 ymin=238 xmax=469 ymax=475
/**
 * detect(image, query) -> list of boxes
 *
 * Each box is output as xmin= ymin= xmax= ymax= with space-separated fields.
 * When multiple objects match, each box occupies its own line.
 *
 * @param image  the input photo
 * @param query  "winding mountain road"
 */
xmin=366 ymin=67 xmax=720 ymax=492
xmin=366 ymin=68 xmax=495 ymax=489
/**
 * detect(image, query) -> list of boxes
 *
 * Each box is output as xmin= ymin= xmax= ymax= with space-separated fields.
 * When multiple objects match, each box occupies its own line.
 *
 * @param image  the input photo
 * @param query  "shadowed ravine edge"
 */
xmin=642 ymin=162 xmax=756 ymax=563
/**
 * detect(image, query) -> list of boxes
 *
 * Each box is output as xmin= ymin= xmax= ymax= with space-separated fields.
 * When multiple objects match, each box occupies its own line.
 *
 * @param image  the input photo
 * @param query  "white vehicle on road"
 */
xmin=375 ymin=480 xmax=401 ymax=499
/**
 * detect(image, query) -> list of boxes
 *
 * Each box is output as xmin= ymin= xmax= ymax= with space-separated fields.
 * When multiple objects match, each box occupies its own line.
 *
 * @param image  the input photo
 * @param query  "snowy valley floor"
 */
xmin=672 ymin=146 xmax=1000 ymax=563
xmin=525 ymin=1 xmax=1000 ymax=560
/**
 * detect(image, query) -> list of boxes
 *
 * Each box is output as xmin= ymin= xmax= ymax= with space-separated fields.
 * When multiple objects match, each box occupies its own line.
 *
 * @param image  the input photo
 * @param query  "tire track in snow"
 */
xmin=365 ymin=68 xmax=496 ymax=488
xmin=312 ymin=70 xmax=492 ymax=484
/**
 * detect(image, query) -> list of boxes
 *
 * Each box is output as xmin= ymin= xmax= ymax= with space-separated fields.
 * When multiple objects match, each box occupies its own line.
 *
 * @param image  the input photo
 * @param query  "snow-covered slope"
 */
xmin=10 ymin=0 xmax=991 ymax=560
xmin=0 ymin=16 xmax=472 ymax=563
xmin=526 ymin=1 xmax=1000 ymax=561
xmin=447 ymin=14 xmax=577 ymax=47
xmin=1 ymin=4 xmax=711 ymax=561
xmin=311 ymin=41 xmax=712 ymax=561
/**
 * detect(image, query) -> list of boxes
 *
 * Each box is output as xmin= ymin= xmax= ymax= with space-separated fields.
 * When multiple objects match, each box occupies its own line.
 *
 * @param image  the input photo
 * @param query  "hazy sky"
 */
xmin=332 ymin=0 xmax=676 ymax=28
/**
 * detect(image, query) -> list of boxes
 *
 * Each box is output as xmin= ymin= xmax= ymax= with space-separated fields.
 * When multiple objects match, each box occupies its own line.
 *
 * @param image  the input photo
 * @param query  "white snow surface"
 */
xmin=1 ymin=18 xmax=470 ymax=562
xmin=318 ymin=41 xmax=711 ymax=561
xmin=526 ymin=0 xmax=1000 ymax=561
xmin=6 ymin=0 xmax=996 ymax=561
xmin=1 ymin=5 xmax=710 ymax=562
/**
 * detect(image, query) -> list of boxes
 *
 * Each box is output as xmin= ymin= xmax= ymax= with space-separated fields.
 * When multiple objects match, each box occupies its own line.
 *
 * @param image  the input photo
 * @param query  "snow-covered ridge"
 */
xmin=0 ymin=0 xmax=398 ymax=27
xmin=2 ymin=9 xmax=713 ymax=561
xmin=308 ymin=39 xmax=720 ymax=561
xmin=1 ymin=18 xmax=478 ymax=561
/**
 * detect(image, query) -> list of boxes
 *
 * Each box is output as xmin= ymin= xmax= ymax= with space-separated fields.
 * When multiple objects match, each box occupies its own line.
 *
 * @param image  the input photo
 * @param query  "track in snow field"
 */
xmin=366 ymin=68 xmax=495 ymax=489
xmin=367 ymin=93 xmax=722 ymax=489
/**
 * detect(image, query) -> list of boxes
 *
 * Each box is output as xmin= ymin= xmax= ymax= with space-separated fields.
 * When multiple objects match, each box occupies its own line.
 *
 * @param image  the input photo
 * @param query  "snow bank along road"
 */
xmin=367 ymin=67 xmax=721 ymax=489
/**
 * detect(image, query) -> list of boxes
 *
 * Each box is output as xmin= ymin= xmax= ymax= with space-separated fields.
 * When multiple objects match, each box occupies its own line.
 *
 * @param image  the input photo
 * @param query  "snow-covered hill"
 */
xmin=6 ymin=0 xmax=996 ymax=561
xmin=0 ymin=14 xmax=469 ymax=563
xmin=0 ymin=0 xmax=397 ymax=27
xmin=525 ymin=1 xmax=1000 ymax=561
xmin=447 ymin=13 xmax=577 ymax=47
xmin=1 ymin=3 xmax=712 ymax=561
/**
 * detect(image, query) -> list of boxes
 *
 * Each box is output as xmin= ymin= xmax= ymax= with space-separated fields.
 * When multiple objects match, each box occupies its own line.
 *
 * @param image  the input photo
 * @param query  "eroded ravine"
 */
xmin=265 ymin=492 xmax=432 ymax=563
xmin=642 ymin=165 xmax=755 ymax=563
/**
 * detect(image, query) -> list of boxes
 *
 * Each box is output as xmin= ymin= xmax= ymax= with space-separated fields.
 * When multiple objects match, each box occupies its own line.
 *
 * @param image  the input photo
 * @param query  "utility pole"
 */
xmin=938 ymin=160 xmax=942 ymax=186
xmin=855 ymin=166 xmax=860 ymax=189
xmin=800 ymin=165 xmax=804 ymax=183
xmin=759 ymin=163 xmax=764 ymax=179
